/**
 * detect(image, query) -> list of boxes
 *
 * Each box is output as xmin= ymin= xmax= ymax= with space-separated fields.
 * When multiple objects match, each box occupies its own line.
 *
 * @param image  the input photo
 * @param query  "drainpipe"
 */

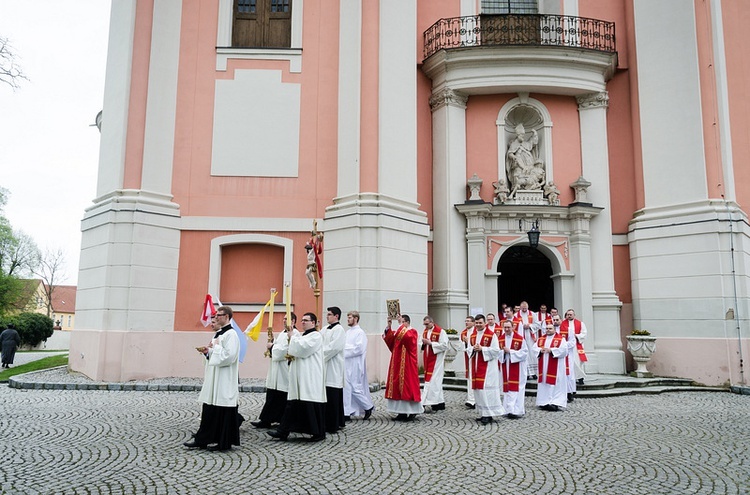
xmin=724 ymin=200 xmax=745 ymax=385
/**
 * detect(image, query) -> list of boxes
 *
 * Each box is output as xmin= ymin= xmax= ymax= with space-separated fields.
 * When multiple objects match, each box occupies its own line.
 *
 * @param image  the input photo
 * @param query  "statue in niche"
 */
xmin=544 ymin=181 xmax=561 ymax=206
xmin=492 ymin=178 xmax=509 ymax=204
xmin=505 ymin=124 xmax=546 ymax=196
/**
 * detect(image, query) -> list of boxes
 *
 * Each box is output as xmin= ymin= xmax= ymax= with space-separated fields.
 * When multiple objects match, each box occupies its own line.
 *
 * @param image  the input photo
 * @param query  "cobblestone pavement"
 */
xmin=0 ymin=386 xmax=747 ymax=495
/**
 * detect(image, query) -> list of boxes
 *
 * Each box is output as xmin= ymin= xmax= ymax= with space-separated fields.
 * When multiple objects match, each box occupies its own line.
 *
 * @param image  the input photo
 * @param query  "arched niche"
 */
xmin=496 ymin=94 xmax=554 ymax=186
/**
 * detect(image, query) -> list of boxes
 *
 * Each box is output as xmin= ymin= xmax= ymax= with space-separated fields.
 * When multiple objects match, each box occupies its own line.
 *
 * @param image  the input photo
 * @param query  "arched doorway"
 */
xmin=497 ymin=246 xmax=554 ymax=310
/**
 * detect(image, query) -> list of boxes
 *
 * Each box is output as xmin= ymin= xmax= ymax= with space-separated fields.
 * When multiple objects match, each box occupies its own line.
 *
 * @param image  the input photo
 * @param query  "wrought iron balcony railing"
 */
xmin=423 ymin=14 xmax=616 ymax=60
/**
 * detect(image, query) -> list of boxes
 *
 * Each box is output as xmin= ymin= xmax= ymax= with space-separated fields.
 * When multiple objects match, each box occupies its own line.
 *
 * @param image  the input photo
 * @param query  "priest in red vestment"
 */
xmin=383 ymin=314 xmax=423 ymax=421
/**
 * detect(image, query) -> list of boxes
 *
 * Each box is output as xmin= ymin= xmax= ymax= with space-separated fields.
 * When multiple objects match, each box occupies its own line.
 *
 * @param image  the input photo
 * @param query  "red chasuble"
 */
xmin=383 ymin=325 xmax=421 ymax=402
xmin=422 ymin=325 xmax=443 ymax=381
xmin=468 ymin=329 xmax=495 ymax=390
xmin=537 ymin=334 xmax=564 ymax=385
xmin=501 ymin=331 xmax=525 ymax=392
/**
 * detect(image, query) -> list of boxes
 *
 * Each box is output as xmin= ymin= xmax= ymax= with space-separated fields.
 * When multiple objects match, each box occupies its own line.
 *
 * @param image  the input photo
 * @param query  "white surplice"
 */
xmin=421 ymin=327 xmax=449 ymax=406
xmin=466 ymin=329 xmax=505 ymax=418
xmin=266 ymin=329 xmax=293 ymax=393
xmin=287 ymin=330 xmax=326 ymax=403
xmin=499 ymin=332 xmax=528 ymax=416
xmin=321 ymin=322 xmax=346 ymax=388
xmin=198 ymin=325 xmax=240 ymax=407
xmin=343 ymin=324 xmax=374 ymax=416
xmin=533 ymin=333 xmax=569 ymax=408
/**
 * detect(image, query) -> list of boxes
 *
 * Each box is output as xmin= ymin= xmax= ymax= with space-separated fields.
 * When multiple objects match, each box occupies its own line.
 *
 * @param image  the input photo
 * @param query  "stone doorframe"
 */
xmin=456 ymin=201 xmax=624 ymax=374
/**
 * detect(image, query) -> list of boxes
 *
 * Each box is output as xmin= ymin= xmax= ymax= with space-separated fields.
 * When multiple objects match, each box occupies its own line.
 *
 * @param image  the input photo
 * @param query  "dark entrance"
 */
xmin=497 ymin=245 xmax=553 ymax=311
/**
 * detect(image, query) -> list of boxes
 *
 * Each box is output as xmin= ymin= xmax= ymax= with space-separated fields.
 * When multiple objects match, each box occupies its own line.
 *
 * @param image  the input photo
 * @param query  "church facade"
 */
xmin=71 ymin=0 xmax=749 ymax=387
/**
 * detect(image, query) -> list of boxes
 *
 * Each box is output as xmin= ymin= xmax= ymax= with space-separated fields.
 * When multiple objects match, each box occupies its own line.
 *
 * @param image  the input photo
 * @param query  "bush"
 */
xmin=1 ymin=313 xmax=54 ymax=347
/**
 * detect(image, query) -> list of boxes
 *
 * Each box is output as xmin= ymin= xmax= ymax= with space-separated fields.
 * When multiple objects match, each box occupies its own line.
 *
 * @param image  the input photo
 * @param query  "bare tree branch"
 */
xmin=34 ymin=248 xmax=67 ymax=317
xmin=0 ymin=36 xmax=29 ymax=90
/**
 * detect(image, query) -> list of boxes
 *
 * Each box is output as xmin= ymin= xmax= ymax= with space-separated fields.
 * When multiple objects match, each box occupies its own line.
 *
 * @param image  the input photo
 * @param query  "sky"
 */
xmin=0 ymin=1 xmax=111 ymax=285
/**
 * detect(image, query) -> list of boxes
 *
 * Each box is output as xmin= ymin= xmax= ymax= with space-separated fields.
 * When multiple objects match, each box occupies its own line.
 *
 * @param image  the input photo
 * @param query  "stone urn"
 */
xmin=443 ymin=333 xmax=462 ymax=376
xmin=626 ymin=334 xmax=657 ymax=378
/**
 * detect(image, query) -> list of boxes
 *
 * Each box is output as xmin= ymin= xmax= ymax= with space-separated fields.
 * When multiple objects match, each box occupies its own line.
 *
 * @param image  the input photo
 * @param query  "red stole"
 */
xmin=383 ymin=325 xmax=421 ymax=401
xmin=561 ymin=319 xmax=588 ymax=363
xmin=537 ymin=334 xmax=564 ymax=385
xmin=469 ymin=329 xmax=495 ymax=390
xmin=422 ymin=325 xmax=443 ymax=381
xmin=536 ymin=312 xmax=552 ymax=326
xmin=561 ymin=319 xmax=589 ymax=363
xmin=501 ymin=332 xmax=525 ymax=392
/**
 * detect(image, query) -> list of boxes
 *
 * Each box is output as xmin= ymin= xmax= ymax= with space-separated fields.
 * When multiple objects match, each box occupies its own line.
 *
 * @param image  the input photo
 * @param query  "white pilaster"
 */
xmin=140 ymin=0 xmax=182 ymax=195
xmin=709 ymin=0 xmax=736 ymax=202
xmin=378 ymin=0 xmax=417 ymax=202
xmin=337 ymin=0 xmax=362 ymax=197
xmin=576 ymin=92 xmax=624 ymax=374
xmin=429 ymin=88 xmax=470 ymax=328
xmin=633 ymin=0 xmax=707 ymax=208
xmin=96 ymin=0 xmax=136 ymax=198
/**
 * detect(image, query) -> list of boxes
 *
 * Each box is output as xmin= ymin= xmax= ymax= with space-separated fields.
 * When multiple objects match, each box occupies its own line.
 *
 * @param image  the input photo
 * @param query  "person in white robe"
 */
xmin=563 ymin=309 xmax=588 ymax=386
xmin=420 ymin=315 xmax=449 ymax=411
xmin=269 ymin=312 xmax=327 ymax=441
xmin=534 ymin=322 xmax=569 ymax=411
xmin=460 ymin=316 xmax=477 ymax=408
xmin=185 ymin=306 xmax=241 ymax=451
xmin=252 ymin=313 xmax=296 ymax=428
xmin=466 ymin=314 xmax=505 ymax=424
xmin=553 ymin=313 xmax=577 ymax=402
xmin=322 ymin=306 xmax=347 ymax=433
xmin=343 ymin=311 xmax=374 ymax=419
xmin=515 ymin=301 xmax=537 ymax=379
xmin=498 ymin=319 xmax=528 ymax=418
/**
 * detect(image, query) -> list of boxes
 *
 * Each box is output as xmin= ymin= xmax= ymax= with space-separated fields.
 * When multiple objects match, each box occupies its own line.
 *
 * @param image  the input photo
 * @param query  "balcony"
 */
xmin=424 ymin=14 xmax=616 ymax=60
xmin=422 ymin=14 xmax=618 ymax=97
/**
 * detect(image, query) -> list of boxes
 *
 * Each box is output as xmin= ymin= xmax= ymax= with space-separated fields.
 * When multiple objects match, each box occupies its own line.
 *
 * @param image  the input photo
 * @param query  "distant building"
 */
xmin=17 ymin=280 xmax=76 ymax=330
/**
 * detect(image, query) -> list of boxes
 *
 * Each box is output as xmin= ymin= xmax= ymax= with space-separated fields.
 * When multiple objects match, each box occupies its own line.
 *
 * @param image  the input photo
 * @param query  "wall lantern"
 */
xmin=519 ymin=219 xmax=541 ymax=249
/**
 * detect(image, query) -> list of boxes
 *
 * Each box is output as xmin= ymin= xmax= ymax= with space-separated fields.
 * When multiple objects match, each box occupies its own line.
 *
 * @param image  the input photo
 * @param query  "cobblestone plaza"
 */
xmin=0 ymin=385 xmax=747 ymax=495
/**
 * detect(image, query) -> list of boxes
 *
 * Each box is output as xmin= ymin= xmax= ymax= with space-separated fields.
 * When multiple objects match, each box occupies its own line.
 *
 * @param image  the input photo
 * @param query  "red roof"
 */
xmin=51 ymin=285 xmax=77 ymax=313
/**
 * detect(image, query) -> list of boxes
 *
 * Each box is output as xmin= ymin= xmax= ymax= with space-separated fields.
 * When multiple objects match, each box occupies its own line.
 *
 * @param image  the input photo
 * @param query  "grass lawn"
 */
xmin=0 ymin=354 xmax=68 ymax=381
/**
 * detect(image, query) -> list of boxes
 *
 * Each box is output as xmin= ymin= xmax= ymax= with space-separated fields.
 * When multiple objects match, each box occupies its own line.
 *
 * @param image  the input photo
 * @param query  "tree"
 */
xmin=0 ymin=188 xmax=40 ymax=315
xmin=34 ymin=247 xmax=67 ymax=317
xmin=0 ymin=36 xmax=28 ymax=90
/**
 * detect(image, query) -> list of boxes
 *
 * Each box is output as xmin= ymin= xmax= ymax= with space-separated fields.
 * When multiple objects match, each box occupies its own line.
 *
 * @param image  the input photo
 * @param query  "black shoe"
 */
xmin=364 ymin=407 xmax=374 ymax=420
xmin=406 ymin=414 xmax=416 ymax=421
xmin=308 ymin=435 xmax=325 ymax=442
xmin=480 ymin=417 xmax=493 ymax=425
xmin=567 ymin=393 xmax=574 ymax=403
xmin=475 ymin=417 xmax=484 ymax=422
xmin=577 ymin=378 xmax=584 ymax=385
xmin=344 ymin=415 xmax=351 ymax=422
xmin=251 ymin=420 xmax=272 ymax=429
xmin=506 ymin=413 xmax=517 ymax=420
xmin=267 ymin=430 xmax=288 ymax=441
xmin=432 ymin=403 xmax=446 ymax=411
xmin=464 ymin=402 xmax=476 ymax=409
xmin=394 ymin=414 xmax=407 ymax=421
xmin=183 ymin=440 xmax=205 ymax=448
xmin=529 ymin=375 xmax=538 ymax=381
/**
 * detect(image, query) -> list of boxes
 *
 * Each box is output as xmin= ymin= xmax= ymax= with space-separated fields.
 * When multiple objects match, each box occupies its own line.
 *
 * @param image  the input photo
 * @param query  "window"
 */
xmin=481 ymin=0 xmax=538 ymax=14
xmin=233 ymin=0 xmax=292 ymax=47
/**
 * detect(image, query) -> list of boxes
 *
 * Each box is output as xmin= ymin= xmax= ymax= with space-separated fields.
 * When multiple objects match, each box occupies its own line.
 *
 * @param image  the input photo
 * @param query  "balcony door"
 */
xmin=233 ymin=0 xmax=292 ymax=48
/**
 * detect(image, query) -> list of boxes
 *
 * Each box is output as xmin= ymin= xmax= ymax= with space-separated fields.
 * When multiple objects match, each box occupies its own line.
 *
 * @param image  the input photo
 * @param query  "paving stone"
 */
xmin=0 ymin=386 xmax=747 ymax=494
